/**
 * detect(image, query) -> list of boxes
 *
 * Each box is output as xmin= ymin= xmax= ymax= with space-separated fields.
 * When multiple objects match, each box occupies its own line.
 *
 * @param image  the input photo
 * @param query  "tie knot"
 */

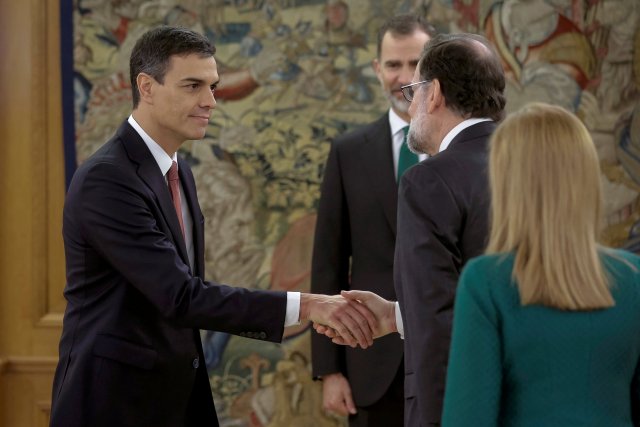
xmin=402 ymin=125 xmax=410 ymax=138
xmin=167 ymin=161 xmax=179 ymax=182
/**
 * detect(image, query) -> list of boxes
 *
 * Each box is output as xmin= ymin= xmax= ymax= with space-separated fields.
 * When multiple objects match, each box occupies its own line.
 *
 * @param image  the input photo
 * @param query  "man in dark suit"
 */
xmin=394 ymin=33 xmax=506 ymax=426
xmin=318 ymin=33 xmax=507 ymax=426
xmin=50 ymin=26 xmax=376 ymax=427
xmin=311 ymin=15 xmax=434 ymax=427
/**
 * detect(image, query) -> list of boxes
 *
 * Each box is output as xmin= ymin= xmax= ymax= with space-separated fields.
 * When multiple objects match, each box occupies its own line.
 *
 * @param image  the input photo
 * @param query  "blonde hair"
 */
xmin=486 ymin=102 xmax=613 ymax=310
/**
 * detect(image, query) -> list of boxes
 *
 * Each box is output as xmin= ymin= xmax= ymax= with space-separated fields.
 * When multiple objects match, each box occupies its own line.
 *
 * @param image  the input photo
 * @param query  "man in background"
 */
xmin=311 ymin=14 xmax=435 ymax=427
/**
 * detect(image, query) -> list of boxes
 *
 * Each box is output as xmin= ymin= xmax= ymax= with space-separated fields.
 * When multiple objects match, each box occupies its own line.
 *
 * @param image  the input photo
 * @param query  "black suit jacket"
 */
xmin=394 ymin=121 xmax=495 ymax=426
xmin=50 ymin=121 xmax=287 ymax=427
xmin=311 ymin=114 xmax=404 ymax=406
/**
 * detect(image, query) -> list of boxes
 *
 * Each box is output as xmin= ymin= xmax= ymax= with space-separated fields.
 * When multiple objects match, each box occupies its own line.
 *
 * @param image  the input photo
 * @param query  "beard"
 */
xmin=387 ymin=92 xmax=409 ymax=115
xmin=407 ymin=103 xmax=431 ymax=155
xmin=380 ymin=81 xmax=410 ymax=116
xmin=407 ymin=99 xmax=439 ymax=156
xmin=407 ymin=126 xmax=426 ymax=155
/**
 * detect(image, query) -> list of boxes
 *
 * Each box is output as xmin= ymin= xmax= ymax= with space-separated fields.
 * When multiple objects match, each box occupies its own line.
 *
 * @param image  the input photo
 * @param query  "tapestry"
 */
xmin=67 ymin=0 xmax=640 ymax=425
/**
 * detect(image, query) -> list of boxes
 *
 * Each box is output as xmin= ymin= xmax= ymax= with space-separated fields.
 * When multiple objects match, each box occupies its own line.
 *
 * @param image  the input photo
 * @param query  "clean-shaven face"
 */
xmin=148 ymin=53 xmax=219 ymax=147
xmin=373 ymin=30 xmax=431 ymax=120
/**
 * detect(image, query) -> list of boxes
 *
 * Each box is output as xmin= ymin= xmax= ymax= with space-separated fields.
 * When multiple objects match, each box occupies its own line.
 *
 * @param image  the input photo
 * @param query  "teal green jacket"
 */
xmin=442 ymin=249 xmax=640 ymax=427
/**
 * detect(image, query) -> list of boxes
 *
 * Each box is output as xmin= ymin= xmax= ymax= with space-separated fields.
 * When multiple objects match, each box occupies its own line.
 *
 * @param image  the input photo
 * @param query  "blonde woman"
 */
xmin=442 ymin=103 xmax=640 ymax=426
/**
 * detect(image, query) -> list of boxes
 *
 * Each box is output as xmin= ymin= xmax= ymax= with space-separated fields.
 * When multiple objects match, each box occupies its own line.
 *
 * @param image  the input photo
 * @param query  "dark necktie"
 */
xmin=397 ymin=125 xmax=418 ymax=180
xmin=167 ymin=161 xmax=185 ymax=238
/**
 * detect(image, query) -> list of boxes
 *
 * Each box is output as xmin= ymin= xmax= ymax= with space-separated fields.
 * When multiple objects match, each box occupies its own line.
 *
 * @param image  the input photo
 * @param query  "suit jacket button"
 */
xmin=258 ymin=332 xmax=266 ymax=339
xmin=192 ymin=357 xmax=200 ymax=369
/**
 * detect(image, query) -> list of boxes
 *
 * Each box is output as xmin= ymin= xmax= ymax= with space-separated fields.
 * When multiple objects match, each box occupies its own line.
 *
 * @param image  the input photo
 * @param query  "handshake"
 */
xmin=301 ymin=290 xmax=398 ymax=349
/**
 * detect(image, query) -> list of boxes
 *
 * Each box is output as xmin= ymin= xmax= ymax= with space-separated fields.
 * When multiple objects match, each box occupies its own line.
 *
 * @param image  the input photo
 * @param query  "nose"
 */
xmin=399 ymin=65 xmax=415 ymax=86
xmin=201 ymin=88 xmax=216 ymax=109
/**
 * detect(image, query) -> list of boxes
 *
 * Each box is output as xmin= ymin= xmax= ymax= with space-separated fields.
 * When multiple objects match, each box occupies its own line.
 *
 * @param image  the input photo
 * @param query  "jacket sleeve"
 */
xmin=394 ymin=164 xmax=463 ymax=423
xmin=68 ymin=160 xmax=287 ymax=341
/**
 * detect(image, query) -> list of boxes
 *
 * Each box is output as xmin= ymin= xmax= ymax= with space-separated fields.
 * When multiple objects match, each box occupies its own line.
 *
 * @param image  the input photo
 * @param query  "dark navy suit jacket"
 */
xmin=394 ymin=121 xmax=495 ymax=426
xmin=50 ymin=121 xmax=287 ymax=427
xmin=311 ymin=114 xmax=404 ymax=406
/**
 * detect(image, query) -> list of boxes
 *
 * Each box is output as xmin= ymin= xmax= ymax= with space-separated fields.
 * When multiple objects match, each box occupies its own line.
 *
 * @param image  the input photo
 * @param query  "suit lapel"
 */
xmin=361 ymin=115 xmax=398 ymax=235
xmin=117 ymin=121 xmax=191 ymax=267
xmin=178 ymin=158 xmax=205 ymax=278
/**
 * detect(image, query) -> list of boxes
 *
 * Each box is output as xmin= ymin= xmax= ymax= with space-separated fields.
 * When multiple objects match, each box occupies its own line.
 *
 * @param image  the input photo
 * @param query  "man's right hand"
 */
xmin=313 ymin=290 xmax=397 ymax=345
xmin=322 ymin=373 xmax=357 ymax=417
xmin=300 ymin=293 xmax=377 ymax=348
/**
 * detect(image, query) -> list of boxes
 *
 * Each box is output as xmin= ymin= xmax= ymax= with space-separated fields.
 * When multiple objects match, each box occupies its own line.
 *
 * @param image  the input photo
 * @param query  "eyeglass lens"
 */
xmin=405 ymin=87 xmax=414 ymax=101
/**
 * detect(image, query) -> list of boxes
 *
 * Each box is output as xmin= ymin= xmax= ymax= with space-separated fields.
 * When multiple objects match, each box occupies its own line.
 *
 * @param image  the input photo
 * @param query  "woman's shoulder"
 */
xmin=600 ymin=248 xmax=640 ymax=294
xmin=459 ymin=253 xmax=516 ymax=295
xmin=601 ymin=247 xmax=640 ymax=274
xmin=463 ymin=252 xmax=514 ymax=276
xmin=599 ymin=249 xmax=640 ymax=313
xmin=606 ymin=247 xmax=640 ymax=260
xmin=457 ymin=253 xmax=519 ymax=313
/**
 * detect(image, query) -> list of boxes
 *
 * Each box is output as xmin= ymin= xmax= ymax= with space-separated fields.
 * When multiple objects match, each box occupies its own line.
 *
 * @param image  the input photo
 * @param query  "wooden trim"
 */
xmin=30 ymin=0 xmax=66 ymax=328
xmin=35 ymin=400 xmax=52 ymax=427
xmin=30 ymin=0 xmax=50 ymax=328
xmin=4 ymin=357 xmax=58 ymax=374
xmin=0 ymin=0 xmax=63 ymax=423
xmin=44 ymin=0 xmax=66 ymax=318
xmin=35 ymin=313 xmax=64 ymax=329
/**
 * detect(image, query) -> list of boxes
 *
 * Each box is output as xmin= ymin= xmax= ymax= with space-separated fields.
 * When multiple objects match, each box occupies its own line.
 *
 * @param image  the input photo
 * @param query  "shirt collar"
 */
xmin=439 ymin=118 xmax=492 ymax=153
xmin=128 ymin=115 xmax=177 ymax=176
xmin=388 ymin=108 xmax=410 ymax=137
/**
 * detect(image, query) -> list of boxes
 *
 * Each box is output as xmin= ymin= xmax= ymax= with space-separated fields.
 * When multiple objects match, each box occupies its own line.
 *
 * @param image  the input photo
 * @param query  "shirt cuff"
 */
xmin=285 ymin=291 xmax=301 ymax=327
xmin=395 ymin=301 xmax=404 ymax=339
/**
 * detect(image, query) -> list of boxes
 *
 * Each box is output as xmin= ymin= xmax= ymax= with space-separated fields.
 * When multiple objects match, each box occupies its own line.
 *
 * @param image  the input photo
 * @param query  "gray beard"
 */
xmin=387 ymin=93 xmax=409 ymax=116
xmin=407 ymin=131 xmax=422 ymax=154
xmin=407 ymin=127 xmax=429 ymax=155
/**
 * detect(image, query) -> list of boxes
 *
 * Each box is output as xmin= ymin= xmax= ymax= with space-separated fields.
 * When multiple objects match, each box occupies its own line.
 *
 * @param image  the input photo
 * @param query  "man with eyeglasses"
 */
xmin=393 ymin=33 xmax=505 ymax=426
xmin=318 ymin=33 xmax=507 ymax=426
xmin=310 ymin=14 xmax=435 ymax=427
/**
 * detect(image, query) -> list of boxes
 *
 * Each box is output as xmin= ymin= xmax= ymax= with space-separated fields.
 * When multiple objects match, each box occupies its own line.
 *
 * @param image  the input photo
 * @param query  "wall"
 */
xmin=0 ymin=0 xmax=66 ymax=425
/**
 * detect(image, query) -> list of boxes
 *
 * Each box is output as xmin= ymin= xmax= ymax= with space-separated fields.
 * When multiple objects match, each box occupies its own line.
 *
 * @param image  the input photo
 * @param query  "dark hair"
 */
xmin=129 ymin=26 xmax=216 ymax=108
xmin=376 ymin=14 xmax=436 ymax=58
xmin=418 ymin=33 xmax=506 ymax=121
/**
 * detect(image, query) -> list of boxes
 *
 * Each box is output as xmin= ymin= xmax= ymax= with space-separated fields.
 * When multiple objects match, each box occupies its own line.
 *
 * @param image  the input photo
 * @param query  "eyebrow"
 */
xmin=383 ymin=59 xmax=421 ymax=66
xmin=181 ymin=77 xmax=220 ymax=87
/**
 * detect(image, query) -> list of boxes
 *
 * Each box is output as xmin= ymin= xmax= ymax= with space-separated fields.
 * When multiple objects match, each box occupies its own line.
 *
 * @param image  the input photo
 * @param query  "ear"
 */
xmin=427 ymin=79 xmax=443 ymax=114
xmin=136 ymin=73 xmax=155 ymax=105
xmin=372 ymin=58 xmax=383 ymax=83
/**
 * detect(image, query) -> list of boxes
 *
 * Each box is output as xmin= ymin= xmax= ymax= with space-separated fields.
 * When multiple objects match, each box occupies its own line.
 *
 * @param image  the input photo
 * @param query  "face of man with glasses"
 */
xmin=372 ymin=29 xmax=431 ymax=122
xmin=404 ymin=67 xmax=437 ymax=155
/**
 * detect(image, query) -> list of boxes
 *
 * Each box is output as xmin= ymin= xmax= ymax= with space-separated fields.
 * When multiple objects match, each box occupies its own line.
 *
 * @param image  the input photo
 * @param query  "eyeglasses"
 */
xmin=400 ymin=80 xmax=430 ymax=102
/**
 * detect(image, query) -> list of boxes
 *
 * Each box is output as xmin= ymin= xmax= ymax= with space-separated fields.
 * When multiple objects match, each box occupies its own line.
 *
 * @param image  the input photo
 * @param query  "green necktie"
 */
xmin=397 ymin=125 xmax=419 ymax=180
